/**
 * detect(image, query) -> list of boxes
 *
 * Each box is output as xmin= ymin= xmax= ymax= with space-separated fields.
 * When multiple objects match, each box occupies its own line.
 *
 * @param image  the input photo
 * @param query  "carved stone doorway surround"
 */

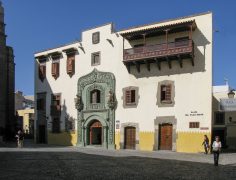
xmin=75 ymin=69 xmax=117 ymax=150
xmin=154 ymin=116 xmax=177 ymax=151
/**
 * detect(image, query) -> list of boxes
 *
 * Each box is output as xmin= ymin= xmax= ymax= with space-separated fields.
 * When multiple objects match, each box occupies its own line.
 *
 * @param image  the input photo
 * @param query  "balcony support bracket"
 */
xmin=191 ymin=55 xmax=194 ymax=66
xmin=155 ymin=58 xmax=161 ymax=70
xmin=177 ymin=55 xmax=183 ymax=68
xmin=166 ymin=57 xmax=172 ymax=69
xmin=134 ymin=62 xmax=140 ymax=73
xmin=126 ymin=63 xmax=131 ymax=73
xmin=145 ymin=60 xmax=150 ymax=71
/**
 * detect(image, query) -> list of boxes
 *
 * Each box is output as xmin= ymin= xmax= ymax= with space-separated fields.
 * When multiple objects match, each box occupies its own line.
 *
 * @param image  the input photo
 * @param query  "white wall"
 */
xmin=35 ymin=12 xmax=212 ymax=134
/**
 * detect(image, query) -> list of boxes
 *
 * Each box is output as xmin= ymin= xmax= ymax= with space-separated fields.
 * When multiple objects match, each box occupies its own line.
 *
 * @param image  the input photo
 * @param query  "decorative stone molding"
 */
xmin=107 ymin=89 xmax=117 ymax=110
xmin=74 ymin=95 xmax=83 ymax=112
xmin=76 ymin=69 xmax=116 ymax=149
xmin=156 ymin=80 xmax=175 ymax=107
xmin=154 ymin=116 xmax=177 ymax=151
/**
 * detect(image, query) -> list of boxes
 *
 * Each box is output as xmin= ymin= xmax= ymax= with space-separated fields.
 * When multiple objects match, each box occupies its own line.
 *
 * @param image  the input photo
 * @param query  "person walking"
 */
xmin=202 ymin=135 xmax=209 ymax=154
xmin=15 ymin=130 xmax=24 ymax=148
xmin=212 ymin=136 xmax=222 ymax=166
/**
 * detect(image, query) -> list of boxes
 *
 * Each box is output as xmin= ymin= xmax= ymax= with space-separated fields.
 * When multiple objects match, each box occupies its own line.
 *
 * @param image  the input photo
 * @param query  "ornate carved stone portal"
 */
xmin=75 ymin=69 xmax=117 ymax=149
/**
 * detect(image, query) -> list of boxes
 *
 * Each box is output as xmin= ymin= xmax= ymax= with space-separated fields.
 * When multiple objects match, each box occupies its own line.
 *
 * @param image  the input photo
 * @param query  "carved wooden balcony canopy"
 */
xmin=120 ymin=20 xmax=197 ymax=73
xmin=120 ymin=20 xmax=197 ymax=40
xmin=48 ymin=51 xmax=62 ymax=60
xmin=36 ymin=55 xmax=47 ymax=63
xmin=62 ymin=47 xmax=77 ymax=55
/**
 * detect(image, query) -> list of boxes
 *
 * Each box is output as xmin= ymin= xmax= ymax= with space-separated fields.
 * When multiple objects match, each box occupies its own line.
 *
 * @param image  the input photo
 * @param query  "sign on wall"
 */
xmin=220 ymin=98 xmax=236 ymax=111
xmin=185 ymin=111 xmax=204 ymax=117
xmin=115 ymin=120 xmax=120 ymax=129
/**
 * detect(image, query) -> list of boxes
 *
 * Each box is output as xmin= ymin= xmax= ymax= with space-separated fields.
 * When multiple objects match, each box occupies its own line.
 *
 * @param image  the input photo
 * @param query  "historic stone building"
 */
xmin=35 ymin=12 xmax=212 ymax=152
xmin=0 ymin=2 xmax=15 ymax=141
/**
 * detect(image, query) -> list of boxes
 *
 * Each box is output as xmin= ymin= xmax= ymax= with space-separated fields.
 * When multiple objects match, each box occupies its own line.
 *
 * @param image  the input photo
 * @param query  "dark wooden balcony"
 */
xmin=50 ymin=105 xmax=61 ymax=116
xmin=123 ymin=39 xmax=194 ymax=72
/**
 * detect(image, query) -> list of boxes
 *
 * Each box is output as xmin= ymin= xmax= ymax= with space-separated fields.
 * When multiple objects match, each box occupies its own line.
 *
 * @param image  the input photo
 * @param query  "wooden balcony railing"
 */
xmin=50 ymin=105 xmax=61 ymax=116
xmin=123 ymin=40 xmax=194 ymax=62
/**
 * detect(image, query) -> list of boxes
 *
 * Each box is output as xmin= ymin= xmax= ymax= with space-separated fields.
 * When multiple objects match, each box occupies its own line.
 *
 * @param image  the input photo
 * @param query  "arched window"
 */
xmin=90 ymin=89 xmax=101 ymax=104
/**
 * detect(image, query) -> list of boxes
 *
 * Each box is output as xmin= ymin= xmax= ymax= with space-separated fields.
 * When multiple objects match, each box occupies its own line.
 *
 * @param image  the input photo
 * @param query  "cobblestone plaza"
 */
xmin=0 ymin=146 xmax=235 ymax=180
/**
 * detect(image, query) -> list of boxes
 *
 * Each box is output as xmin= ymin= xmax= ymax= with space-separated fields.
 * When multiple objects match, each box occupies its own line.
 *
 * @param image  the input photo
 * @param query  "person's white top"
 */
xmin=212 ymin=141 xmax=222 ymax=151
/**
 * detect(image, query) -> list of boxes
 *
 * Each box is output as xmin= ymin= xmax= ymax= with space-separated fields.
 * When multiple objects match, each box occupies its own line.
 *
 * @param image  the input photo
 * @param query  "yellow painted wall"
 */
xmin=115 ymin=132 xmax=121 ymax=149
xmin=17 ymin=109 xmax=34 ymax=133
xmin=139 ymin=132 xmax=154 ymax=151
xmin=48 ymin=131 xmax=77 ymax=146
xmin=115 ymin=131 xmax=154 ymax=151
xmin=176 ymin=132 xmax=211 ymax=153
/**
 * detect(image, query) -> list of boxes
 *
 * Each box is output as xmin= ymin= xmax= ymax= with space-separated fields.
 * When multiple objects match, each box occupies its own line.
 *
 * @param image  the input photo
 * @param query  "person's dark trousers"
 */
xmin=204 ymin=145 xmax=208 ymax=154
xmin=213 ymin=151 xmax=219 ymax=166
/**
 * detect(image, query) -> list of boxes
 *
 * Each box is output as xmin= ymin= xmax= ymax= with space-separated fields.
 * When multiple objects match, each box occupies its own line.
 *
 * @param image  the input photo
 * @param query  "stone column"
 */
xmin=103 ymin=126 xmax=108 ymax=148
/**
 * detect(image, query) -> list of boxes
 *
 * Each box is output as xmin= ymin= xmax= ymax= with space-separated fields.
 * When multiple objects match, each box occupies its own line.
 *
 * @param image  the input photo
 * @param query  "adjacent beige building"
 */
xmin=15 ymin=91 xmax=35 ymax=137
xmin=213 ymin=84 xmax=236 ymax=150
xmin=35 ymin=12 xmax=213 ymax=153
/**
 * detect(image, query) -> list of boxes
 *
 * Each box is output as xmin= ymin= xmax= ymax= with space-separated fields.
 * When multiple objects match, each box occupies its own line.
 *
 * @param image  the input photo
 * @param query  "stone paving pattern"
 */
xmin=0 ymin=147 xmax=236 ymax=180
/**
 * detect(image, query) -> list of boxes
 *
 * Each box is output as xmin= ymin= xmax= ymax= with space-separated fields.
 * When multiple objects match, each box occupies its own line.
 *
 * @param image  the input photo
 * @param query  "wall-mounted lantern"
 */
xmin=228 ymin=89 xmax=235 ymax=99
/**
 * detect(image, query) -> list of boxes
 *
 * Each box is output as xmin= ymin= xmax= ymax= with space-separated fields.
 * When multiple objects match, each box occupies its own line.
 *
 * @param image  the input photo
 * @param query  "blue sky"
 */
xmin=2 ymin=0 xmax=236 ymax=95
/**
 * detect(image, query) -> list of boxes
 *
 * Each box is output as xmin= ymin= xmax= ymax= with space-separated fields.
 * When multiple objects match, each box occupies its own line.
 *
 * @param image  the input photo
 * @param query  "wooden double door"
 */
xmin=124 ymin=126 xmax=136 ymax=149
xmin=159 ymin=124 xmax=173 ymax=150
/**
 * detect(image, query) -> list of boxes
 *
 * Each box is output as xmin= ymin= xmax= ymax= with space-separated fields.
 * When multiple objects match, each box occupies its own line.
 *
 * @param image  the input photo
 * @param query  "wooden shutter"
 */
xmin=165 ymin=85 xmax=171 ymax=101
xmin=52 ymin=62 xmax=59 ymax=79
xmin=189 ymin=122 xmax=199 ymax=128
xmin=125 ymin=90 xmax=131 ymax=104
xmin=51 ymin=63 xmax=56 ymax=77
xmin=131 ymin=90 xmax=136 ymax=103
xmin=39 ymin=65 xmax=46 ymax=81
xmin=67 ymin=55 xmax=75 ymax=76
xmin=56 ymin=63 xmax=59 ymax=79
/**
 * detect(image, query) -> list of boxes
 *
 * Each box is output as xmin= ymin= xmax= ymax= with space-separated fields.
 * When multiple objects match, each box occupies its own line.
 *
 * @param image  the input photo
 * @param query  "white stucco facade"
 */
xmin=34 ymin=12 xmax=213 ymax=152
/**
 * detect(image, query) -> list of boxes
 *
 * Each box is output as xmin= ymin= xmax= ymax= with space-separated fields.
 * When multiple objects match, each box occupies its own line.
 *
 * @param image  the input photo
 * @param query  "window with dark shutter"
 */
xmin=92 ymin=32 xmax=100 ymax=44
xmin=50 ymin=94 xmax=61 ymax=116
xmin=67 ymin=54 xmax=75 ymax=77
xmin=51 ymin=62 xmax=60 ymax=79
xmin=90 ymin=89 xmax=101 ymax=104
xmin=125 ymin=90 xmax=136 ymax=105
xmin=38 ymin=65 xmax=46 ymax=81
xmin=215 ymin=112 xmax=225 ymax=125
xmin=52 ymin=94 xmax=61 ymax=106
xmin=189 ymin=122 xmax=200 ymax=128
xmin=52 ymin=117 xmax=60 ymax=133
xmin=91 ymin=52 xmax=100 ymax=66
xmin=161 ymin=85 xmax=172 ymax=103
xmin=37 ymin=98 xmax=45 ymax=110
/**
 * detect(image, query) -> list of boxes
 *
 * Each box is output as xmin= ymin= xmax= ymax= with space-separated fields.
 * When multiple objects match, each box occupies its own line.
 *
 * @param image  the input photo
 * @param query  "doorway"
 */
xmin=124 ymin=126 xmax=136 ymax=149
xmin=89 ymin=120 xmax=102 ymax=145
xmin=38 ymin=125 xmax=46 ymax=143
xmin=159 ymin=124 xmax=172 ymax=150
xmin=212 ymin=129 xmax=226 ymax=148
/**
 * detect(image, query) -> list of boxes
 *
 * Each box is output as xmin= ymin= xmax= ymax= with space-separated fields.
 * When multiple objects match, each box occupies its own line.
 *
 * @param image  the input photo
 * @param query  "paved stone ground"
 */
xmin=0 ymin=144 xmax=236 ymax=180
xmin=0 ymin=140 xmax=236 ymax=180
xmin=0 ymin=151 xmax=236 ymax=180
